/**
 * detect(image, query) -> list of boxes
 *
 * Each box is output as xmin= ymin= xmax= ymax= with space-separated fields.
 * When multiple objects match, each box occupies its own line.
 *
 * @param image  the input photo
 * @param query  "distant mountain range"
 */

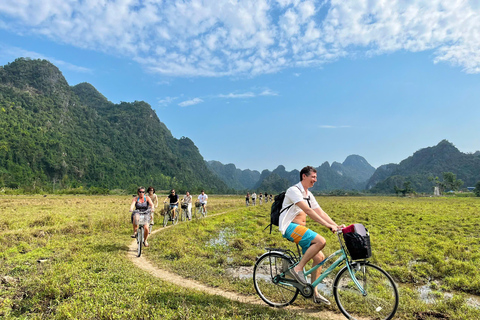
xmin=367 ymin=140 xmax=480 ymax=193
xmin=207 ymin=141 xmax=480 ymax=194
xmin=206 ymin=155 xmax=376 ymax=193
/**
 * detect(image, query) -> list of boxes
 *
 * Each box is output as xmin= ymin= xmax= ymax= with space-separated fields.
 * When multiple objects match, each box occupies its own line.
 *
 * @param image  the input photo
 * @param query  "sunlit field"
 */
xmin=1 ymin=195 xmax=479 ymax=319
xmin=149 ymin=196 xmax=480 ymax=320
xmin=0 ymin=194 xmax=313 ymax=320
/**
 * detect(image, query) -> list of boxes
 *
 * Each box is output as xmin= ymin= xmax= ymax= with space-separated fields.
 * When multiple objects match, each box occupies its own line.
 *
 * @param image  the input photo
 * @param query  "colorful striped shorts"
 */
xmin=283 ymin=222 xmax=318 ymax=254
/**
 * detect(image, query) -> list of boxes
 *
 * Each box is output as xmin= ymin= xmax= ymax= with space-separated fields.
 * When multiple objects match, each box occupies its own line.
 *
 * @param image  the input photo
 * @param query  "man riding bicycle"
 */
xmin=163 ymin=189 xmax=179 ymax=220
xmin=197 ymin=190 xmax=208 ymax=213
xmin=279 ymin=166 xmax=344 ymax=305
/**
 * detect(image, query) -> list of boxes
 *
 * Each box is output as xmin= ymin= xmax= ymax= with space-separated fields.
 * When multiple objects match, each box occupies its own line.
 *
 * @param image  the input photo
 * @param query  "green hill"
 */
xmin=205 ymin=161 xmax=260 ymax=190
xmin=367 ymin=140 xmax=480 ymax=193
xmin=0 ymin=58 xmax=228 ymax=193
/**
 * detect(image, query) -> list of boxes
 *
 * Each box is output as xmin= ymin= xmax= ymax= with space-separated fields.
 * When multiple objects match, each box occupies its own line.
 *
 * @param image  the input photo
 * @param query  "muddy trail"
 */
xmin=127 ymin=210 xmax=346 ymax=320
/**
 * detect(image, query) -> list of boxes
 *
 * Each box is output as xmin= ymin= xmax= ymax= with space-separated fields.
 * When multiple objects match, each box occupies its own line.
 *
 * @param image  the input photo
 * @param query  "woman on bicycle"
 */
xmin=147 ymin=186 xmax=158 ymax=224
xmin=129 ymin=187 xmax=155 ymax=247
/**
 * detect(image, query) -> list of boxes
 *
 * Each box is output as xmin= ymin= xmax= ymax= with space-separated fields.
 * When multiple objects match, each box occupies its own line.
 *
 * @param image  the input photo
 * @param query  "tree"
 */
xmin=474 ymin=181 xmax=480 ymax=197
xmin=441 ymin=172 xmax=463 ymax=192
xmin=394 ymin=181 xmax=415 ymax=196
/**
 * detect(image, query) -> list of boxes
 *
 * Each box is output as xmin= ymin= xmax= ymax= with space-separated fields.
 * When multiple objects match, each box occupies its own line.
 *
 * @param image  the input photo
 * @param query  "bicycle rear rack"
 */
xmin=264 ymin=245 xmax=301 ymax=264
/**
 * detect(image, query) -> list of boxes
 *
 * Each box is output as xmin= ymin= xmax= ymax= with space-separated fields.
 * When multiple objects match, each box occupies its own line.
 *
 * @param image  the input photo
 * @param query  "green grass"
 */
xmin=2 ymin=195 xmax=480 ymax=319
xmin=0 ymin=195 xmax=317 ymax=319
xmin=149 ymin=196 xmax=480 ymax=320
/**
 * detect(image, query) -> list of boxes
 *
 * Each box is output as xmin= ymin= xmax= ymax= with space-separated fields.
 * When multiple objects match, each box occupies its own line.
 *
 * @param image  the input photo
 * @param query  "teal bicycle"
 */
xmin=253 ymin=228 xmax=399 ymax=320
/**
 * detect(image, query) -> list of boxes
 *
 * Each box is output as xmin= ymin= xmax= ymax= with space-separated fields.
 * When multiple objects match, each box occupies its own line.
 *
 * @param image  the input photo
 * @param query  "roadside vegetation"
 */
xmin=1 ymin=195 xmax=479 ymax=319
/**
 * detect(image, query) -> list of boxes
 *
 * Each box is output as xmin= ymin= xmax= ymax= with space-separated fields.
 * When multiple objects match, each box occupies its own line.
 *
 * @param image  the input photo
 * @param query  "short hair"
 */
xmin=137 ymin=186 xmax=145 ymax=193
xmin=300 ymin=166 xmax=317 ymax=181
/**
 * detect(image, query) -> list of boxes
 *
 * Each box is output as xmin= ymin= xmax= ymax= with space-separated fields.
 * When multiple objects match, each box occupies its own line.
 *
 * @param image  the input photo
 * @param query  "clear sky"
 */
xmin=1 ymin=1 xmax=479 ymax=172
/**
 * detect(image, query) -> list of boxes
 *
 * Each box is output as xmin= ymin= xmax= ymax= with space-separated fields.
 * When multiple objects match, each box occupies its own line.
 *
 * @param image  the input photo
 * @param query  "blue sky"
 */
xmin=1 ymin=0 xmax=480 ymax=172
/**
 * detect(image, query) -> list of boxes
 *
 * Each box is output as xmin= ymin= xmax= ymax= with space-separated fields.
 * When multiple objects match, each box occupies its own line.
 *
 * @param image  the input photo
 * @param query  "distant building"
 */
xmin=433 ymin=186 xmax=440 ymax=196
xmin=467 ymin=187 xmax=475 ymax=192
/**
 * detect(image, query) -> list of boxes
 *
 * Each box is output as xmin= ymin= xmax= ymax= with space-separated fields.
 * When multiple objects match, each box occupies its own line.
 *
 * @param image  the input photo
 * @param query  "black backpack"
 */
xmin=264 ymin=192 xmax=293 ymax=234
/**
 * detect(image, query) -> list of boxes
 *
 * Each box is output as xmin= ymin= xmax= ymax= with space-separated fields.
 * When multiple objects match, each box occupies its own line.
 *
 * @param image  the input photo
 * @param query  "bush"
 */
xmin=475 ymin=181 xmax=480 ymax=197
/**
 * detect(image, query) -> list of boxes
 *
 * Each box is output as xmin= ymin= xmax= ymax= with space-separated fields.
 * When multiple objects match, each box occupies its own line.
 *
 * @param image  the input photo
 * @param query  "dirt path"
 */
xmin=127 ymin=211 xmax=345 ymax=320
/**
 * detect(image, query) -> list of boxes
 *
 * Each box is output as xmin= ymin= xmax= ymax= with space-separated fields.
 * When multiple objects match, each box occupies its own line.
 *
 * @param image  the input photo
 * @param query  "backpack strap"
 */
xmin=296 ymin=185 xmax=311 ymax=208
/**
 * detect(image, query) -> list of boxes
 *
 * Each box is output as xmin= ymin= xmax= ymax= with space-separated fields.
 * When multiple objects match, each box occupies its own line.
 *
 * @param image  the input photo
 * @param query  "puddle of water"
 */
xmin=225 ymin=266 xmax=334 ymax=295
xmin=417 ymin=283 xmax=480 ymax=309
xmin=207 ymin=228 xmax=235 ymax=247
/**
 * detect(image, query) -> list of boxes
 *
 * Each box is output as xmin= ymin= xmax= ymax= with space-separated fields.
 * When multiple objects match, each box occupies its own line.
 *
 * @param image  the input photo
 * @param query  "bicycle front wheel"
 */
xmin=163 ymin=213 xmax=169 ymax=227
xmin=137 ymin=227 xmax=143 ymax=257
xmin=253 ymin=252 xmax=299 ymax=308
xmin=173 ymin=213 xmax=178 ymax=225
xmin=333 ymin=262 xmax=398 ymax=320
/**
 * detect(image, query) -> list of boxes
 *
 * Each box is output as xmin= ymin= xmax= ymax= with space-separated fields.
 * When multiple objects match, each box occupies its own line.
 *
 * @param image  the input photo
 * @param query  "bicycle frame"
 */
xmin=279 ymin=232 xmax=367 ymax=296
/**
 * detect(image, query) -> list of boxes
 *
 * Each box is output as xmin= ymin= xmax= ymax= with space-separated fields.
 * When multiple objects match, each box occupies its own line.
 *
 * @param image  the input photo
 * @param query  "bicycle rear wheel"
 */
xmin=137 ymin=227 xmax=143 ymax=257
xmin=253 ymin=252 xmax=299 ymax=307
xmin=333 ymin=262 xmax=398 ymax=320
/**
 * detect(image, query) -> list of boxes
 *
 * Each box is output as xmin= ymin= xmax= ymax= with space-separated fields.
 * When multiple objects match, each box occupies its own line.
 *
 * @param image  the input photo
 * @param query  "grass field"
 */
xmin=1 ymin=195 xmax=480 ymax=319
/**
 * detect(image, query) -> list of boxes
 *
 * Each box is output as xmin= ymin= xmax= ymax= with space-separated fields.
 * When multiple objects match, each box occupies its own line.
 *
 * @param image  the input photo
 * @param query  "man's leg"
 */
xmin=311 ymin=250 xmax=325 ymax=292
xmin=293 ymin=234 xmax=326 ymax=273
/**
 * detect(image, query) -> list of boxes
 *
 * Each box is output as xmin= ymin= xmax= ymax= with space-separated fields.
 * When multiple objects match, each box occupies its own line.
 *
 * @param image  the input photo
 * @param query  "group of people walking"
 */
xmin=129 ymin=187 xmax=208 ymax=247
xmin=245 ymin=192 xmax=272 ymax=206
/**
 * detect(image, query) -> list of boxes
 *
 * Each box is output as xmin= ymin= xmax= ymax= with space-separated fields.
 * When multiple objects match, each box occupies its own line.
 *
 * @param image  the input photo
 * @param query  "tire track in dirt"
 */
xmin=127 ymin=209 xmax=345 ymax=320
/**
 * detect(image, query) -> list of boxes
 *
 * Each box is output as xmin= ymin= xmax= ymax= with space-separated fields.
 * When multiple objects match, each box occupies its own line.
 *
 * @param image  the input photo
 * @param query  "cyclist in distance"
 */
xmin=147 ymin=186 xmax=158 ymax=224
xmin=129 ymin=187 xmax=155 ymax=247
xmin=163 ymin=189 xmax=179 ymax=221
xmin=279 ymin=166 xmax=344 ymax=305
xmin=182 ymin=191 xmax=193 ymax=220
xmin=198 ymin=190 xmax=208 ymax=213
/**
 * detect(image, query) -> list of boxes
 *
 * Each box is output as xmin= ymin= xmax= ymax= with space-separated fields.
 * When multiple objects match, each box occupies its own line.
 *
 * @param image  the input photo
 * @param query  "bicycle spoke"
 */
xmin=253 ymin=252 xmax=299 ymax=307
xmin=334 ymin=263 xmax=398 ymax=320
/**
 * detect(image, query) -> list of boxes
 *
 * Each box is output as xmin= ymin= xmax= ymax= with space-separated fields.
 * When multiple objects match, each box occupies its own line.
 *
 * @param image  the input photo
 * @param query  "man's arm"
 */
xmin=295 ymin=201 xmax=337 ymax=232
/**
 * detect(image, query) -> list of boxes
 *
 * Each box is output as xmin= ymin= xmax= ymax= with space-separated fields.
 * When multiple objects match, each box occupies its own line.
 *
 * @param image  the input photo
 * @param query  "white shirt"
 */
xmin=278 ymin=182 xmax=320 ymax=234
xmin=198 ymin=193 xmax=208 ymax=203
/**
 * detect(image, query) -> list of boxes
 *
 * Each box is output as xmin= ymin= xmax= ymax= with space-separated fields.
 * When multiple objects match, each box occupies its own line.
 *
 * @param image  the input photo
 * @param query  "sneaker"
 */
xmin=131 ymin=232 xmax=137 ymax=238
xmin=290 ymin=268 xmax=308 ymax=285
xmin=313 ymin=292 xmax=331 ymax=305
